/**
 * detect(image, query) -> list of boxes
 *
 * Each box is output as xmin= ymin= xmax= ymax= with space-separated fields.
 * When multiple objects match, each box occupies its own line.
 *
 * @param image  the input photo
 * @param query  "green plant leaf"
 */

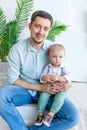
xmin=0 ymin=0 xmax=34 ymax=61
xmin=0 ymin=8 xmax=7 ymax=38
xmin=15 ymin=0 xmax=33 ymax=39
xmin=0 ymin=36 xmax=10 ymax=62
xmin=47 ymin=21 xmax=68 ymax=41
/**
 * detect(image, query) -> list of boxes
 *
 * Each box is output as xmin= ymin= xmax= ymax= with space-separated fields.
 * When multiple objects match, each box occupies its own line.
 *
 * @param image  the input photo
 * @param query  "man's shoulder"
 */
xmin=44 ymin=40 xmax=53 ymax=49
xmin=12 ymin=38 xmax=29 ymax=50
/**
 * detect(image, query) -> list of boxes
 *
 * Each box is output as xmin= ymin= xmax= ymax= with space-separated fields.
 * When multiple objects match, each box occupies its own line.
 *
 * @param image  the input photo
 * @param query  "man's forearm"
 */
xmin=13 ymin=79 xmax=59 ymax=94
xmin=13 ymin=79 xmax=41 ymax=91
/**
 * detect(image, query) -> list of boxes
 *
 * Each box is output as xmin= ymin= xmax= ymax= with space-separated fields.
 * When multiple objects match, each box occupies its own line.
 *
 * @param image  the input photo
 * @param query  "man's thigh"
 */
xmin=0 ymin=85 xmax=33 ymax=106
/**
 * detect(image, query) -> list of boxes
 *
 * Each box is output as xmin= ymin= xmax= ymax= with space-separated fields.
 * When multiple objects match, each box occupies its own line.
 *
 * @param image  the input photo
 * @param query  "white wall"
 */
xmin=0 ymin=0 xmax=87 ymax=81
xmin=0 ymin=0 xmax=16 ymax=22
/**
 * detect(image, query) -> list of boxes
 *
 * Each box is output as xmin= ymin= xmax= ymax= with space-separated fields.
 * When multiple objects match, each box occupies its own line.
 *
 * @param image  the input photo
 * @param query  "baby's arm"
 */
xmin=53 ymin=75 xmax=67 ymax=82
xmin=52 ymin=64 xmax=71 ymax=83
xmin=41 ymin=74 xmax=53 ymax=83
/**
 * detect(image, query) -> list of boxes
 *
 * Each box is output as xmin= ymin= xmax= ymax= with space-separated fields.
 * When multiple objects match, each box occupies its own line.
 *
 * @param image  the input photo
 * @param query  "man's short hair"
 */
xmin=31 ymin=10 xmax=53 ymax=27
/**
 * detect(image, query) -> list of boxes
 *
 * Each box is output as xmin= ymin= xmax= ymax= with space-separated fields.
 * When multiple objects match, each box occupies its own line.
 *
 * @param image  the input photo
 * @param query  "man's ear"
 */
xmin=28 ymin=23 xmax=31 ymax=30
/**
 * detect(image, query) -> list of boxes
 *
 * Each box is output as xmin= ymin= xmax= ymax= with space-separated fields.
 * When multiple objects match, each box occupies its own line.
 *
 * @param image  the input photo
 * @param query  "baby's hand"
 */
xmin=41 ymin=75 xmax=46 ymax=82
xmin=52 ymin=75 xmax=59 ymax=81
xmin=41 ymin=74 xmax=52 ymax=82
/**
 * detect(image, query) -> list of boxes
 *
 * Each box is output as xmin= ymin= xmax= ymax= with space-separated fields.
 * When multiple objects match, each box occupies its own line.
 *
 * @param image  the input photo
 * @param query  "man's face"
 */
xmin=29 ymin=16 xmax=51 ymax=44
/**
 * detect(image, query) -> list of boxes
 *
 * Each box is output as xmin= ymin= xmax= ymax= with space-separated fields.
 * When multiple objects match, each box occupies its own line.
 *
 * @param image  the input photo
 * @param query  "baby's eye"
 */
xmin=53 ymin=56 xmax=56 ymax=58
xmin=60 ymin=56 xmax=63 ymax=58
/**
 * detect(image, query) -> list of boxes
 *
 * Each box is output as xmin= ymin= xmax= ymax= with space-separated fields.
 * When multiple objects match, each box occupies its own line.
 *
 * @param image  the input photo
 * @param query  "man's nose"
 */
xmin=39 ymin=28 xmax=44 ymax=34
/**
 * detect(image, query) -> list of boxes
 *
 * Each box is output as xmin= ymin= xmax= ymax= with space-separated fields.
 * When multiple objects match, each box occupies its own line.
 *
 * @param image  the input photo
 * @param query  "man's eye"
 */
xmin=35 ymin=25 xmax=40 ymax=28
xmin=44 ymin=27 xmax=49 ymax=31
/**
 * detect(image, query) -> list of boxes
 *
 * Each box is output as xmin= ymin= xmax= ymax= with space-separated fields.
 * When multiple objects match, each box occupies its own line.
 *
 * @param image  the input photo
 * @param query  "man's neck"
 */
xmin=30 ymin=38 xmax=44 ymax=50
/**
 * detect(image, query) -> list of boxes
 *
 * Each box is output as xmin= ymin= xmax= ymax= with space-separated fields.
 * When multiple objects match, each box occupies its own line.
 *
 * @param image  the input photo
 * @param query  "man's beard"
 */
xmin=32 ymin=37 xmax=44 ymax=44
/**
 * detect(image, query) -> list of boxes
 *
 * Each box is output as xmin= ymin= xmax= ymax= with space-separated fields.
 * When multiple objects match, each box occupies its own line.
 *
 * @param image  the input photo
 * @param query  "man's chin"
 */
xmin=32 ymin=37 xmax=44 ymax=44
xmin=35 ymin=40 xmax=43 ymax=44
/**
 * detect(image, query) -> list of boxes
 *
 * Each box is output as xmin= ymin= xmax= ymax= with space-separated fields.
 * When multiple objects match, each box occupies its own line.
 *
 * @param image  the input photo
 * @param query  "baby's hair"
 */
xmin=47 ymin=44 xmax=65 ymax=56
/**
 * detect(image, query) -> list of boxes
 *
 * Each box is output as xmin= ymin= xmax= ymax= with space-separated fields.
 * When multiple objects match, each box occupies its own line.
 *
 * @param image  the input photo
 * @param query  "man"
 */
xmin=0 ymin=10 xmax=80 ymax=130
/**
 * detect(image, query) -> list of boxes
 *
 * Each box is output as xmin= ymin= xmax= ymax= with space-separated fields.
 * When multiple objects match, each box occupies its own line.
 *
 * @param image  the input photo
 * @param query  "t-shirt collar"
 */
xmin=27 ymin=38 xmax=46 ymax=51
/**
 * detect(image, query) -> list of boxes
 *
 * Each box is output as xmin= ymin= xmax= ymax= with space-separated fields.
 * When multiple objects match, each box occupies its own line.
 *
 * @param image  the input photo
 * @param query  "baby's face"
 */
xmin=49 ymin=49 xmax=65 ymax=66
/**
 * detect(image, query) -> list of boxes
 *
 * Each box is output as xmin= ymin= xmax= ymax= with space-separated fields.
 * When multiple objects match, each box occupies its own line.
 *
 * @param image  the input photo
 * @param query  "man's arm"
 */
xmin=13 ymin=79 xmax=41 ymax=91
xmin=14 ymin=79 xmax=57 ymax=94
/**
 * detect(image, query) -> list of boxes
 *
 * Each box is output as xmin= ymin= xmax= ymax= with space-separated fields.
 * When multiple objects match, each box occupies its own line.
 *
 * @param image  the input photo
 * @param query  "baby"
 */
xmin=34 ymin=44 xmax=71 ymax=127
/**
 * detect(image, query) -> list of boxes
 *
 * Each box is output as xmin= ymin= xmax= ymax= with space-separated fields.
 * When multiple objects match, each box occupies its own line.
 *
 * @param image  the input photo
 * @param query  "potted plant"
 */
xmin=0 ymin=0 xmax=67 ymax=62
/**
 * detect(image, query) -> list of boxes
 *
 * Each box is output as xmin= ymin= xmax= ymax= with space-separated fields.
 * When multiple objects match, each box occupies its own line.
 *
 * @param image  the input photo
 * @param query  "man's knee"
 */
xmin=0 ymin=85 xmax=10 ymax=107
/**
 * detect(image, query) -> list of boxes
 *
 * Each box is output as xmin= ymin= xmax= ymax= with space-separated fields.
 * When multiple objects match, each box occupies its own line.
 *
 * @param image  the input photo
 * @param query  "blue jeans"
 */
xmin=0 ymin=85 xmax=80 ymax=130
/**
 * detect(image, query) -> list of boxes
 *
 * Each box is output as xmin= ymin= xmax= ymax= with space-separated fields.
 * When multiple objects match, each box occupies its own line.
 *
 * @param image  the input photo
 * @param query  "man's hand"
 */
xmin=40 ymin=81 xmax=72 ymax=94
xmin=53 ymin=81 xmax=72 ymax=92
xmin=40 ymin=82 xmax=57 ymax=94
